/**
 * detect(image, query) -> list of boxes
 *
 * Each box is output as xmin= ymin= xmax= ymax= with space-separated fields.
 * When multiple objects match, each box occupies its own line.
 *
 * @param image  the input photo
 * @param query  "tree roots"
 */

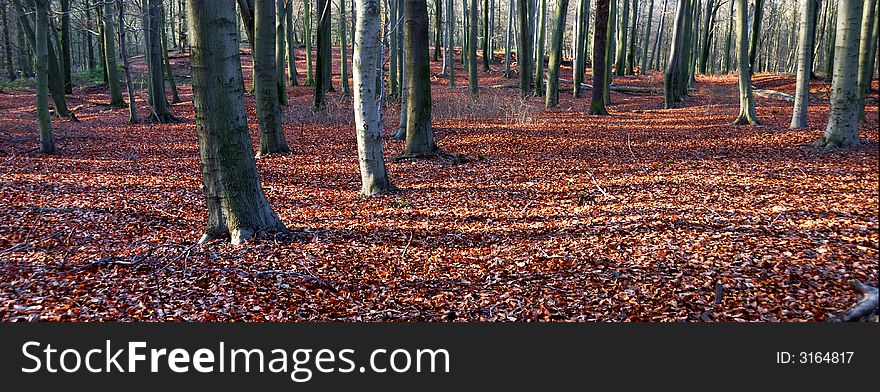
xmin=827 ymin=281 xmax=879 ymax=322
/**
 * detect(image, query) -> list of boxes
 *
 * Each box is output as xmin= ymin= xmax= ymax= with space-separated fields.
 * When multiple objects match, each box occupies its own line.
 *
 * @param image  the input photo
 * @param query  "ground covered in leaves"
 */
xmin=1 ymin=51 xmax=878 ymax=321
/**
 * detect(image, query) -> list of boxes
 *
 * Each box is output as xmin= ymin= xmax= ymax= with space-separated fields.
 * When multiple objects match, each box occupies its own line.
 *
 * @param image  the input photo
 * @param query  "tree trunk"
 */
xmin=354 ymin=0 xmax=395 ymax=195
xmin=144 ymin=0 xmax=175 ymax=122
xmin=319 ymin=0 xmax=333 ymax=92
xmin=698 ymin=0 xmax=713 ymax=74
xmin=286 ymin=0 xmax=299 ymax=86
xmin=403 ymin=0 xmax=438 ymax=155
xmin=2 ymin=3 xmax=16 ymax=80
xmin=625 ymin=0 xmax=637 ymax=75
xmin=855 ymin=0 xmax=877 ymax=123
xmin=304 ymin=0 xmax=314 ymax=85
xmin=614 ymin=0 xmax=629 ymax=76
xmin=482 ymin=0 xmax=490 ymax=70
xmin=572 ymin=0 xmax=589 ymax=97
xmin=816 ymin=0 xmax=864 ymax=148
xmin=503 ymin=0 xmax=512 ymax=77
xmin=722 ymin=0 xmax=733 ymax=73
xmin=604 ymin=0 xmax=616 ymax=104
xmin=161 ymin=2 xmax=182 ymax=104
xmin=254 ymin=0 xmax=290 ymax=155
xmin=275 ymin=0 xmax=288 ymax=105
xmin=34 ymin=0 xmax=55 ymax=154
xmin=517 ymin=0 xmax=534 ymax=97
xmin=103 ymin=0 xmax=125 ymax=107
xmin=664 ymin=0 xmax=687 ymax=108
xmin=640 ymin=0 xmax=653 ymax=74
xmin=651 ymin=0 xmax=667 ymax=71
xmin=534 ymin=0 xmax=546 ymax=96
xmin=118 ymin=0 xmax=138 ymax=124
xmin=340 ymin=0 xmax=351 ymax=96
xmin=790 ymin=0 xmax=816 ymax=129
xmin=733 ymin=0 xmax=759 ymax=125
xmin=468 ymin=0 xmax=479 ymax=97
xmin=589 ymin=0 xmax=609 ymax=114
xmin=434 ymin=0 xmax=442 ymax=61
xmin=60 ymin=0 xmax=72 ymax=94
xmin=447 ymin=0 xmax=455 ymax=86
xmin=390 ymin=0 xmax=399 ymax=96
xmin=748 ymin=0 xmax=763 ymax=74
xmin=545 ymin=0 xmax=569 ymax=108
xmin=187 ymin=0 xmax=286 ymax=245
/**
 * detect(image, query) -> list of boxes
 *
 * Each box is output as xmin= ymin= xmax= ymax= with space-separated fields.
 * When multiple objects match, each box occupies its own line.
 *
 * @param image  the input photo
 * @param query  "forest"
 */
xmin=0 ymin=0 xmax=877 ymax=322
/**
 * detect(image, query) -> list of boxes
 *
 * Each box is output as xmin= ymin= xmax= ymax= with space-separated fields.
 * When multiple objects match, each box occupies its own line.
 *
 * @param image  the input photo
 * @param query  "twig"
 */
xmin=584 ymin=170 xmax=618 ymax=200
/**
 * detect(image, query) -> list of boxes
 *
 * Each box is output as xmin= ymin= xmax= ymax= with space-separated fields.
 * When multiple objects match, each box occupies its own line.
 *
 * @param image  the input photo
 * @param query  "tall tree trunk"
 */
xmin=320 ymin=0 xmax=333 ymax=92
xmin=733 ymin=0 xmax=758 ymax=125
xmin=2 ymin=3 xmax=15 ymax=80
xmin=614 ymin=0 xmax=629 ymax=76
xmin=722 ymin=0 xmax=733 ymax=73
xmin=304 ymin=0 xmax=314 ymax=85
xmin=640 ymin=0 xmax=653 ymax=74
xmin=545 ymin=0 xmax=569 ymax=108
xmin=534 ymin=0 xmax=546 ymax=95
xmin=34 ymin=0 xmax=55 ymax=154
xmin=664 ymin=0 xmax=687 ymax=108
xmin=187 ymin=0 xmax=286 ymax=245
xmin=276 ymin=0 xmax=288 ymax=105
xmin=482 ymin=0 xmax=490 ymax=70
xmin=816 ymin=0 xmax=864 ymax=147
xmin=434 ymin=0 xmax=442 ymax=61
xmin=468 ymin=0 xmax=479 ymax=97
xmin=517 ymin=0 xmax=534 ymax=97
xmin=790 ymin=0 xmax=816 ymax=129
xmin=85 ymin=0 xmax=96 ymax=70
xmin=118 ymin=0 xmax=138 ymax=124
xmin=340 ymin=0 xmax=351 ymax=95
xmin=144 ymin=0 xmax=175 ymax=122
xmin=102 ymin=0 xmax=125 ymax=107
xmin=354 ymin=0 xmax=395 ymax=195
xmin=572 ymin=0 xmax=589 ymax=97
xmin=855 ymin=0 xmax=877 ymax=123
xmin=589 ymin=0 xmax=609 ymax=114
xmin=161 ymin=2 xmax=182 ymax=104
xmin=625 ymin=0 xmax=637 ymax=75
xmin=748 ymin=0 xmax=763 ymax=74
xmin=286 ymin=0 xmax=299 ymax=86
xmin=254 ymin=0 xmax=290 ymax=154
xmin=390 ymin=0 xmax=399 ymax=96
xmin=403 ymin=0 xmax=438 ymax=155
xmin=314 ymin=0 xmax=332 ymax=102
xmin=651 ymin=0 xmax=667 ymax=70
xmin=60 ymin=0 xmax=72 ymax=93
xmin=503 ymin=0 xmax=512 ymax=77
xmin=447 ymin=0 xmax=455 ymax=85
xmin=604 ymin=0 xmax=616 ymax=104
xmin=698 ymin=0 xmax=713 ymax=74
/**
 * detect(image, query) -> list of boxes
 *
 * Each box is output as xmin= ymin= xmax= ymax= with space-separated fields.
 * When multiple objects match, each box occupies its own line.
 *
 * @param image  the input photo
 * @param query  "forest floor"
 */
xmin=0 ymin=49 xmax=878 ymax=321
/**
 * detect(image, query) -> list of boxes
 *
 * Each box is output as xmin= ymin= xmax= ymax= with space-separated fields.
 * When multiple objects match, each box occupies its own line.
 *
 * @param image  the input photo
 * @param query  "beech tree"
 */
xmin=102 ymin=0 xmax=125 ymax=108
xmin=276 ymin=0 xmax=288 ymax=105
xmin=790 ymin=0 xmax=816 ymax=129
xmin=544 ymin=0 xmax=569 ymax=108
xmin=118 ymin=0 xmax=138 ymax=124
xmin=144 ymin=0 xmax=176 ymax=123
xmin=255 ymin=0 xmax=291 ymax=155
xmin=34 ymin=0 xmax=55 ymax=154
xmin=353 ymin=0 xmax=395 ymax=195
xmin=517 ymin=0 xmax=534 ymax=97
xmin=572 ymin=0 xmax=589 ymax=97
xmin=589 ymin=0 xmax=610 ymax=115
xmin=733 ymin=0 xmax=759 ymax=125
xmin=855 ymin=0 xmax=878 ymax=123
xmin=402 ymin=0 xmax=439 ymax=156
xmin=815 ymin=0 xmax=864 ymax=148
xmin=664 ymin=0 xmax=688 ymax=108
xmin=188 ymin=0 xmax=286 ymax=245
xmin=468 ymin=0 xmax=479 ymax=98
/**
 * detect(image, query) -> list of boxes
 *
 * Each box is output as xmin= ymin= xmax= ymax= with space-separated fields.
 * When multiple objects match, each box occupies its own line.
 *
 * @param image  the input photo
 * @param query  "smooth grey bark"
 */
xmin=855 ymin=0 xmax=877 ymax=123
xmin=34 ymin=0 xmax=55 ymax=154
xmin=589 ymin=0 xmax=609 ymax=114
xmin=314 ymin=0 xmax=332 ymax=107
xmin=286 ymin=0 xmax=299 ymax=86
xmin=254 ymin=0 xmax=290 ymax=155
xmin=390 ymin=0 xmax=399 ymax=96
xmin=625 ymin=0 xmax=637 ymax=75
xmin=733 ymin=0 xmax=758 ymax=125
xmin=614 ymin=0 xmax=629 ymax=76
xmin=790 ymin=0 xmax=816 ymax=129
xmin=468 ymin=0 xmax=479 ymax=97
xmin=60 ymin=0 xmax=72 ymax=93
xmin=664 ymin=0 xmax=687 ymax=108
xmin=535 ymin=0 xmax=546 ymax=95
xmin=748 ymin=0 xmax=763 ymax=74
xmin=303 ymin=0 xmax=314 ymax=85
xmin=446 ymin=0 xmax=455 ymax=86
xmin=572 ymin=0 xmax=589 ymax=97
xmin=340 ymin=0 xmax=351 ymax=96
xmin=640 ymin=0 xmax=653 ymax=74
xmin=118 ymin=0 xmax=138 ymax=124
xmin=817 ymin=0 xmax=864 ymax=148
xmin=188 ymin=0 xmax=285 ymax=245
xmin=651 ymin=0 xmax=667 ymax=70
xmin=2 ymin=3 xmax=15 ymax=80
xmin=276 ymin=0 xmax=288 ymax=105
xmin=354 ymin=0 xmax=395 ymax=195
xmin=603 ymin=0 xmax=616 ymax=104
xmin=102 ymin=0 xmax=125 ymax=107
xmin=434 ymin=0 xmax=442 ymax=61
xmin=722 ymin=0 xmax=733 ymax=73
xmin=144 ymin=0 xmax=175 ymax=122
xmin=545 ymin=0 xmax=569 ymax=108
xmin=402 ymin=0 xmax=438 ymax=155
xmin=517 ymin=0 xmax=534 ymax=97
xmin=160 ymin=3 xmax=181 ymax=104
xmin=482 ymin=0 xmax=490 ymax=70
xmin=503 ymin=0 xmax=512 ymax=77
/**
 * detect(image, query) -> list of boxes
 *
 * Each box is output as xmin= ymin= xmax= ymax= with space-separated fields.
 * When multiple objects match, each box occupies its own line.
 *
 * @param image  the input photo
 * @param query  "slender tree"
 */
xmin=816 ymin=0 xmax=864 ymax=148
xmin=402 ymin=0 xmax=439 ymax=155
xmin=790 ymin=0 xmax=816 ymax=129
xmin=2 ymin=3 xmax=16 ymax=80
xmin=253 ymin=0 xmax=290 ymax=155
xmin=535 ymin=0 xmax=546 ymax=95
xmin=34 ymin=0 xmax=55 ymax=154
xmin=354 ymin=0 xmax=395 ymax=195
xmin=545 ymin=0 xmax=569 ymax=108
xmin=102 ymin=0 xmax=125 ymax=107
xmin=286 ymin=0 xmax=299 ymax=86
xmin=303 ymin=0 xmax=314 ymax=85
xmin=314 ymin=0 xmax=332 ymax=107
xmin=118 ymin=0 xmax=138 ymax=123
xmin=482 ymin=0 xmax=490 ymax=70
xmin=614 ymin=0 xmax=629 ymax=76
xmin=589 ymin=0 xmax=610 ymax=115
xmin=722 ymin=0 xmax=733 ymax=73
xmin=60 ymin=0 xmax=72 ymax=93
xmin=748 ymin=0 xmax=764 ymax=74
xmin=340 ymin=0 xmax=351 ymax=96
xmin=187 ymin=0 xmax=286 ymax=245
xmin=664 ymin=0 xmax=687 ymax=108
xmin=434 ymin=0 xmax=442 ymax=61
xmin=160 ymin=2 xmax=182 ymax=104
xmin=517 ymin=0 xmax=534 ymax=97
xmin=144 ymin=0 xmax=175 ymax=122
xmin=640 ymin=0 xmax=654 ymax=74
xmin=733 ymin=0 xmax=758 ymax=125
xmin=468 ymin=0 xmax=479 ymax=97
xmin=625 ymin=0 xmax=637 ymax=75
xmin=446 ymin=0 xmax=455 ymax=86
xmin=572 ymin=0 xmax=589 ymax=97
xmin=503 ymin=0 xmax=512 ymax=77
xmin=855 ymin=0 xmax=878 ymax=123
xmin=276 ymin=0 xmax=288 ymax=105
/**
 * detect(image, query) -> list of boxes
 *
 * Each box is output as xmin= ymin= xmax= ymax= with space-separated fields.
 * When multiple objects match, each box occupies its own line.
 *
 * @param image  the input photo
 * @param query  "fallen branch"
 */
xmin=255 ymin=269 xmax=337 ymax=292
xmin=753 ymin=88 xmax=795 ymax=102
xmin=827 ymin=280 xmax=878 ymax=322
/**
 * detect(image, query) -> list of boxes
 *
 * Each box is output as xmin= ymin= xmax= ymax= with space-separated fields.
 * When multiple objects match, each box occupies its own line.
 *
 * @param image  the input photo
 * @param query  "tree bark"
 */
xmin=664 ymin=0 xmax=687 ymax=108
xmin=144 ymin=0 xmax=175 ymax=122
xmin=103 ymin=0 xmax=125 ymax=107
xmin=403 ymin=0 xmax=438 ymax=155
xmin=434 ymin=0 xmax=442 ymax=61
xmin=354 ymin=0 xmax=395 ymax=195
xmin=855 ymin=0 xmax=877 ymax=123
xmin=34 ymin=0 xmax=55 ymax=154
xmin=276 ymin=0 xmax=288 ymax=105
xmin=482 ymin=0 xmax=490 ymax=70
xmin=118 ymin=0 xmax=138 ymax=124
xmin=340 ymin=0 xmax=351 ymax=95
xmin=816 ymin=0 xmax=863 ymax=148
xmin=614 ymin=0 xmax=629 ymax=76
xmin=534 ymin=0 xmax=546 ymax=95
xmin=748 ymin=0 xmax=763 ymax=74
xmin=545 ymin=0 xmax=569 ymax=108
xmin=468 ymin=0 xmax=479 ymax=97
xmin=2 ymin=2 xmax=16 ymax=80
xmin=589 ymin=0 xmax=609 ymax=115
xmin=572 ymin=0 xmax=589 ymax=97
xmin=733 ymin=0 xmax=759 ymax=125
xmin=790 ymin=0 xmax=816 ymax=129
xmin=446 ymin=0 xmax=455 ymax=86
xmin=286 ymin=0 xmax=299 ymax=86
xmin=517 ymin=0 xmax=534 ymax=97
xmin=60 ymin=0 xmax=72 ymax=94
xmin=303 ymin=0 xmax=314 ymax=85
xmin=161 ymin=2 xmax=182 ymax=104
xmin=640 ymin=0 xmax=653 ymax=74
xmin=254 ymin=0 xmax=290 ymax=155
xmin=187 ymin=0 xmax=286 ymax=245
